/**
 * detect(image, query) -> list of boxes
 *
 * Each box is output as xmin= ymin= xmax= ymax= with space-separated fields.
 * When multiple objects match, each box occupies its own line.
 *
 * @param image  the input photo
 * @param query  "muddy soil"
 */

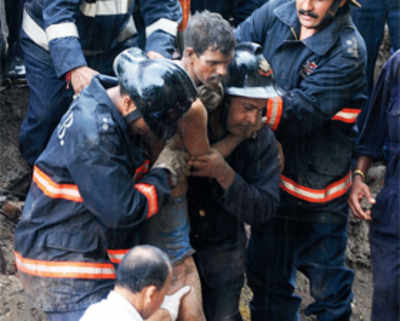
xmin=0 ymin=27 xmax=393 ymax=321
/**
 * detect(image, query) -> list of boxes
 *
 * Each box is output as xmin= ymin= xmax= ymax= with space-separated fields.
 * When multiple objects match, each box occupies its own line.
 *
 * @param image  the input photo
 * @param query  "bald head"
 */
xmin=116 ymin=245 xmax=172 ymax=293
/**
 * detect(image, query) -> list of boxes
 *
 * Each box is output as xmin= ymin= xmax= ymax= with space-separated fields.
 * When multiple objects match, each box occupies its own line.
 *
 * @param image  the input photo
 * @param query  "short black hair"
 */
xmin=116 ymin=245 xmax=172 ymax=293
xmin=184 ymin=10 xmax=235 ymax=56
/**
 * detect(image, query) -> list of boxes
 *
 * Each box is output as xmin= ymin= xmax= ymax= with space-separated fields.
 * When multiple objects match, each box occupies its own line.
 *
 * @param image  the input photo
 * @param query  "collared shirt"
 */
xmin=80 ymin=291 xmax=143 ymax=321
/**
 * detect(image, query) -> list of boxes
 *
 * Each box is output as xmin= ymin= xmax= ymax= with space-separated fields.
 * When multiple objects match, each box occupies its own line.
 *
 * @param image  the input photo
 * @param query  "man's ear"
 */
xmin=183 ymin=47 xmax=196 ymax=59
xmin=143 ymin=285 xmax=157 ymax=306
xmin=339 ymin=0 xmax=347 ymax=7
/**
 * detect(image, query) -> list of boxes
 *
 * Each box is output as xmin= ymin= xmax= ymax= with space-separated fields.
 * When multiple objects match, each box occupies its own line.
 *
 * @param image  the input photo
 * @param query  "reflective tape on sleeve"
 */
xmin=280 ymin=172 xmax=352 ymax=203
xmin=133 ymin=160 xmax=150 ymax=181
xmin=80 ymin=0 xmax=131 ymax=17
xmin=331 ymin=108 xmax=361 ymax=124
xmin=146 ymin=18 xmax=178 ymax=37
xmin=117 ymin=16 xmax=138 ymax=42
xmin=33 ymin=166 xmax=83 ymax=203
xmin=22 ymin=9 xmax=49 ymax=50
xmin=266 ymin=96 xmax=283 ymax=131
xmin=107 ymin=249 xmax=129 ymax=264
xmin=15 ymin=252 xmax=116 ymax=279
xmin=134 ymin=183 xmax=159 ymax=218
xmin=46 ymin=22 xmax=79 ymax=42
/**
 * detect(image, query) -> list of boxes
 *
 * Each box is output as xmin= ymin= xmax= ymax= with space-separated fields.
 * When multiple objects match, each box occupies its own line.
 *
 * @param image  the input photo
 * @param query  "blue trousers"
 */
xmin=46 ymin=309 xmax=85 ymax=321
xmin=370 ymin=187 xmax=400 ymax=321
xmin=247 ymin=210 xmax=354 ymax=321
xmin=351 ymin=0 xmax=400 ymax=95
xmin=194 ymin=244 xmax=246 ymax=321
xmin=19 ymin=32 xmax=131 ymax=165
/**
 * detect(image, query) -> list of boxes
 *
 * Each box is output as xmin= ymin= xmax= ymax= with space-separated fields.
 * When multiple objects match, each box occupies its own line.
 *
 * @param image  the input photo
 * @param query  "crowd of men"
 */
xmin=1 ymin=0 xmax=399 ymax=320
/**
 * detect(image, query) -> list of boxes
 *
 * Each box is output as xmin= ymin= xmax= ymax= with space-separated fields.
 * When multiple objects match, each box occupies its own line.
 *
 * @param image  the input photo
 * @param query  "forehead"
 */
xmin=231 ymin=96 xmax=267 ymax=110
xmin=296 ymin=0 xmax=334 ymax=5
xmin=198 ymin=48 xmax=234 ymax=63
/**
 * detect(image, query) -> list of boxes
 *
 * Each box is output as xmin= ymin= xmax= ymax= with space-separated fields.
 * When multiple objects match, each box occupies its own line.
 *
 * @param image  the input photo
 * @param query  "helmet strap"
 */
xmin=124 ymin=109 xmax=142 ymax=124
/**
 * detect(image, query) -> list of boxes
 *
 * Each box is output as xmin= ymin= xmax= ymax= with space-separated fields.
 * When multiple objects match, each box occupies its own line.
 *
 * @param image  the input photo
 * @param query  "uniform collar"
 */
xmin=87 ymin=74 xmax=129 ymax=132
xmin=274 ymin=0 xmax=350 ymax=56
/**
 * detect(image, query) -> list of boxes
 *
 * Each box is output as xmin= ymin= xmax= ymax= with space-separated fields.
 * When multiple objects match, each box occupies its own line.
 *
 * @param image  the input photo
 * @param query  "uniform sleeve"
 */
xmin=267 ymin=48 xmax=367 ymax=139
xmin=234 ymin=2 xmax=272 ymax=46
xmin=220 ymin=128 xmax=280 ymax=226
xmin=43 ymin=0 xmax=87 ymax=77
xmin=141 ymin=0 xmax=182 ymax=58
xmin=64 ymin=118 xmax=171 ymax=229
xmin=355 ymin=59 xmax=392 ymax=161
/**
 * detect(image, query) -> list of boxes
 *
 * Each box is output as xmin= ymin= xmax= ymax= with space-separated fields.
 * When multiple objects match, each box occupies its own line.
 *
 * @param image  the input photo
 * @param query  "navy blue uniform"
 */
xmin=190 ymin=0 xmax=269 ymax=26
xmin=14 ymin=75 xmax=171 ymax=313
xmin=235 ymin=1 xmax=367 ymax=320
xmin=188 ymin=125 xmax=280 ymax=321
xmin=19 ymin=0 xmax=182 ymax=165
xmin=355 ymin=50 xmax=400 ymax=321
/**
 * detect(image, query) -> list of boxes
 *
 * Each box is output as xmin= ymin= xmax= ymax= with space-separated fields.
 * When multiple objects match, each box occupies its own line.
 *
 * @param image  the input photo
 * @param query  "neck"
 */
xmin=107 ymin=86 xmax=134 ymax=117
xmin=180 ymin=56 xmax=200 ymax=86
xmin=299 ymin=27 xmax=317 ymax=40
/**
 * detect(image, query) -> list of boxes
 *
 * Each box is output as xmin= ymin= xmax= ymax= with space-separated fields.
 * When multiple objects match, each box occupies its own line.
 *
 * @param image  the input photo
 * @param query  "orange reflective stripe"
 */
xmin=107 ymin=249 xmax=129 ymax=264
xmin=15 ymin=252 xmax=115 ymax=279
xmin=134 ymin=160 xmax=150 ymax=181
xmin=178 ymin=0 xmax=190 ymax=31
xmin=134 ymin=183 xmax=159 ymax=218
xmin=266 ymin=96 xmax=283 ymax=131
xmin=331 ymin=108 xmax=361 ymax=124
xmin=33 ymin=166 xmax=83 ymax=202
xmin=280 ymin=172 xmax=352 ymax=203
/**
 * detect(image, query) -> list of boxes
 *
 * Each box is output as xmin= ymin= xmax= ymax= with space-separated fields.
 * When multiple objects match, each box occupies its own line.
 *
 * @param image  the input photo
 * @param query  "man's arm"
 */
xmin=141 ymin=0 xmax=182 ymax=58
xmin=190 ymin=128 xmax=280 ymax=226
xmin=63 ymin=112 xmax=172 ymax=229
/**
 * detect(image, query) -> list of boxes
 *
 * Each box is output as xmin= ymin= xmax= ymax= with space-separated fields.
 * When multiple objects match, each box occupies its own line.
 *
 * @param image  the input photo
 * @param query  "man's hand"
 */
xmin=160 ymin=286 xmax=191 ymax=321
xmin=348 ymin=176 xmax=375 ymax=220
xmin=70 ymin=66 xmax=99 ymax=95
xmin=188 ymin=149 xmax=235 ymax=189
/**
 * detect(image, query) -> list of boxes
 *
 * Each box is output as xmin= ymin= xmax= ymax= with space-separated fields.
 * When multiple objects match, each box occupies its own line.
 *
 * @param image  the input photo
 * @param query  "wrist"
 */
xmin=353 ymin=169 xmax=366 ymax=183
xmin=216 ymin=163 xmax=235 ymax=190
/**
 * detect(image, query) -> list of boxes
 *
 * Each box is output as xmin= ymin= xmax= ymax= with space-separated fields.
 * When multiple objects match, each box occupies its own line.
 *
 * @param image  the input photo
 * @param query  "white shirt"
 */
xmin=80 ymin=290 xmax=143 ymax=321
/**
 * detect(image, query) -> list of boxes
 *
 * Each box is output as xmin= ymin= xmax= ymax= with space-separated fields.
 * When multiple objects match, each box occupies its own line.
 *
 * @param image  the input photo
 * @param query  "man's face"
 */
xmin=296 ymin=0 xmax=342 ymax=29
xmin=191 ymin=48 xmax=233 ymax=88
xmin=226 ymin=96 xmax=266 ymax=137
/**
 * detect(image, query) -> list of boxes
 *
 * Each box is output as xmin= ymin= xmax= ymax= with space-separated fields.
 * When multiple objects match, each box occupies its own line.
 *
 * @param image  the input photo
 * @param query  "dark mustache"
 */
xmin=298 ymin=9 xmax=319 ymax=19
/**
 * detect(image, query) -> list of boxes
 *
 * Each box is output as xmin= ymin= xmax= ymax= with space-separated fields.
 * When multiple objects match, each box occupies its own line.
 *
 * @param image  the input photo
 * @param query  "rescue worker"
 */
xmin=187 ymin=42 xmax=281 ymax=321
xmin=14 ymin=49 xmax=197 ymax=321
xmin=190 ymin=0 xmax=269 ymax=26
xmin=19 ymin=0 xmax=183 ymax=166
xmin=80 ymin=245 xmax=190 ymax=321
xmin=349 ymin=50 xmax=400 ymax=321
xmin=235 ymin=0 xmax=367 ymax=319
xmin=141 ymin=10 xmax=237 ymax=321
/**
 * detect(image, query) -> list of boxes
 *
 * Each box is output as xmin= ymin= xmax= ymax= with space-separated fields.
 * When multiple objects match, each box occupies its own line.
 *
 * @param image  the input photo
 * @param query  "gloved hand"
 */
xmin=160 ymin=286 xmax=191 ymax=321
xmin=152 ymin=144 xmax=190 ymax=188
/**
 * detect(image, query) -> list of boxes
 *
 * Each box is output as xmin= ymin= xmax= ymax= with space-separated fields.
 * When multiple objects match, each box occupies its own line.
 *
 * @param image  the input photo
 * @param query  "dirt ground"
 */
xmin=0 ymin=28 xmax=393 ymax=321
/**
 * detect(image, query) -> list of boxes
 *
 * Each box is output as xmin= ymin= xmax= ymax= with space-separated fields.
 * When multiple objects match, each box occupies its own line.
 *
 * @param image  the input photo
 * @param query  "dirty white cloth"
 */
xmin=79 ymin=291 xmax=143 ymax=321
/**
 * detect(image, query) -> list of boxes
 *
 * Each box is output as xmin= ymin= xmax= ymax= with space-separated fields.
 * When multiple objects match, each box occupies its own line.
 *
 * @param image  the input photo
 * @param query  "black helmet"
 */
xmin=224 ymin=42 xmax=282 ymax=99
xmin=113 ymin=48 xmax=197 ymax=140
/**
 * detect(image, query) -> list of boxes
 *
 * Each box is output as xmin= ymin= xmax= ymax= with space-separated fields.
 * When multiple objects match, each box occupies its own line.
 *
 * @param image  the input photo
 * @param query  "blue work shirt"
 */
xmin=356 ymin=50 xmax=400 ymax=236
xmin=235 ymin=0 xmax=367 ymax=214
